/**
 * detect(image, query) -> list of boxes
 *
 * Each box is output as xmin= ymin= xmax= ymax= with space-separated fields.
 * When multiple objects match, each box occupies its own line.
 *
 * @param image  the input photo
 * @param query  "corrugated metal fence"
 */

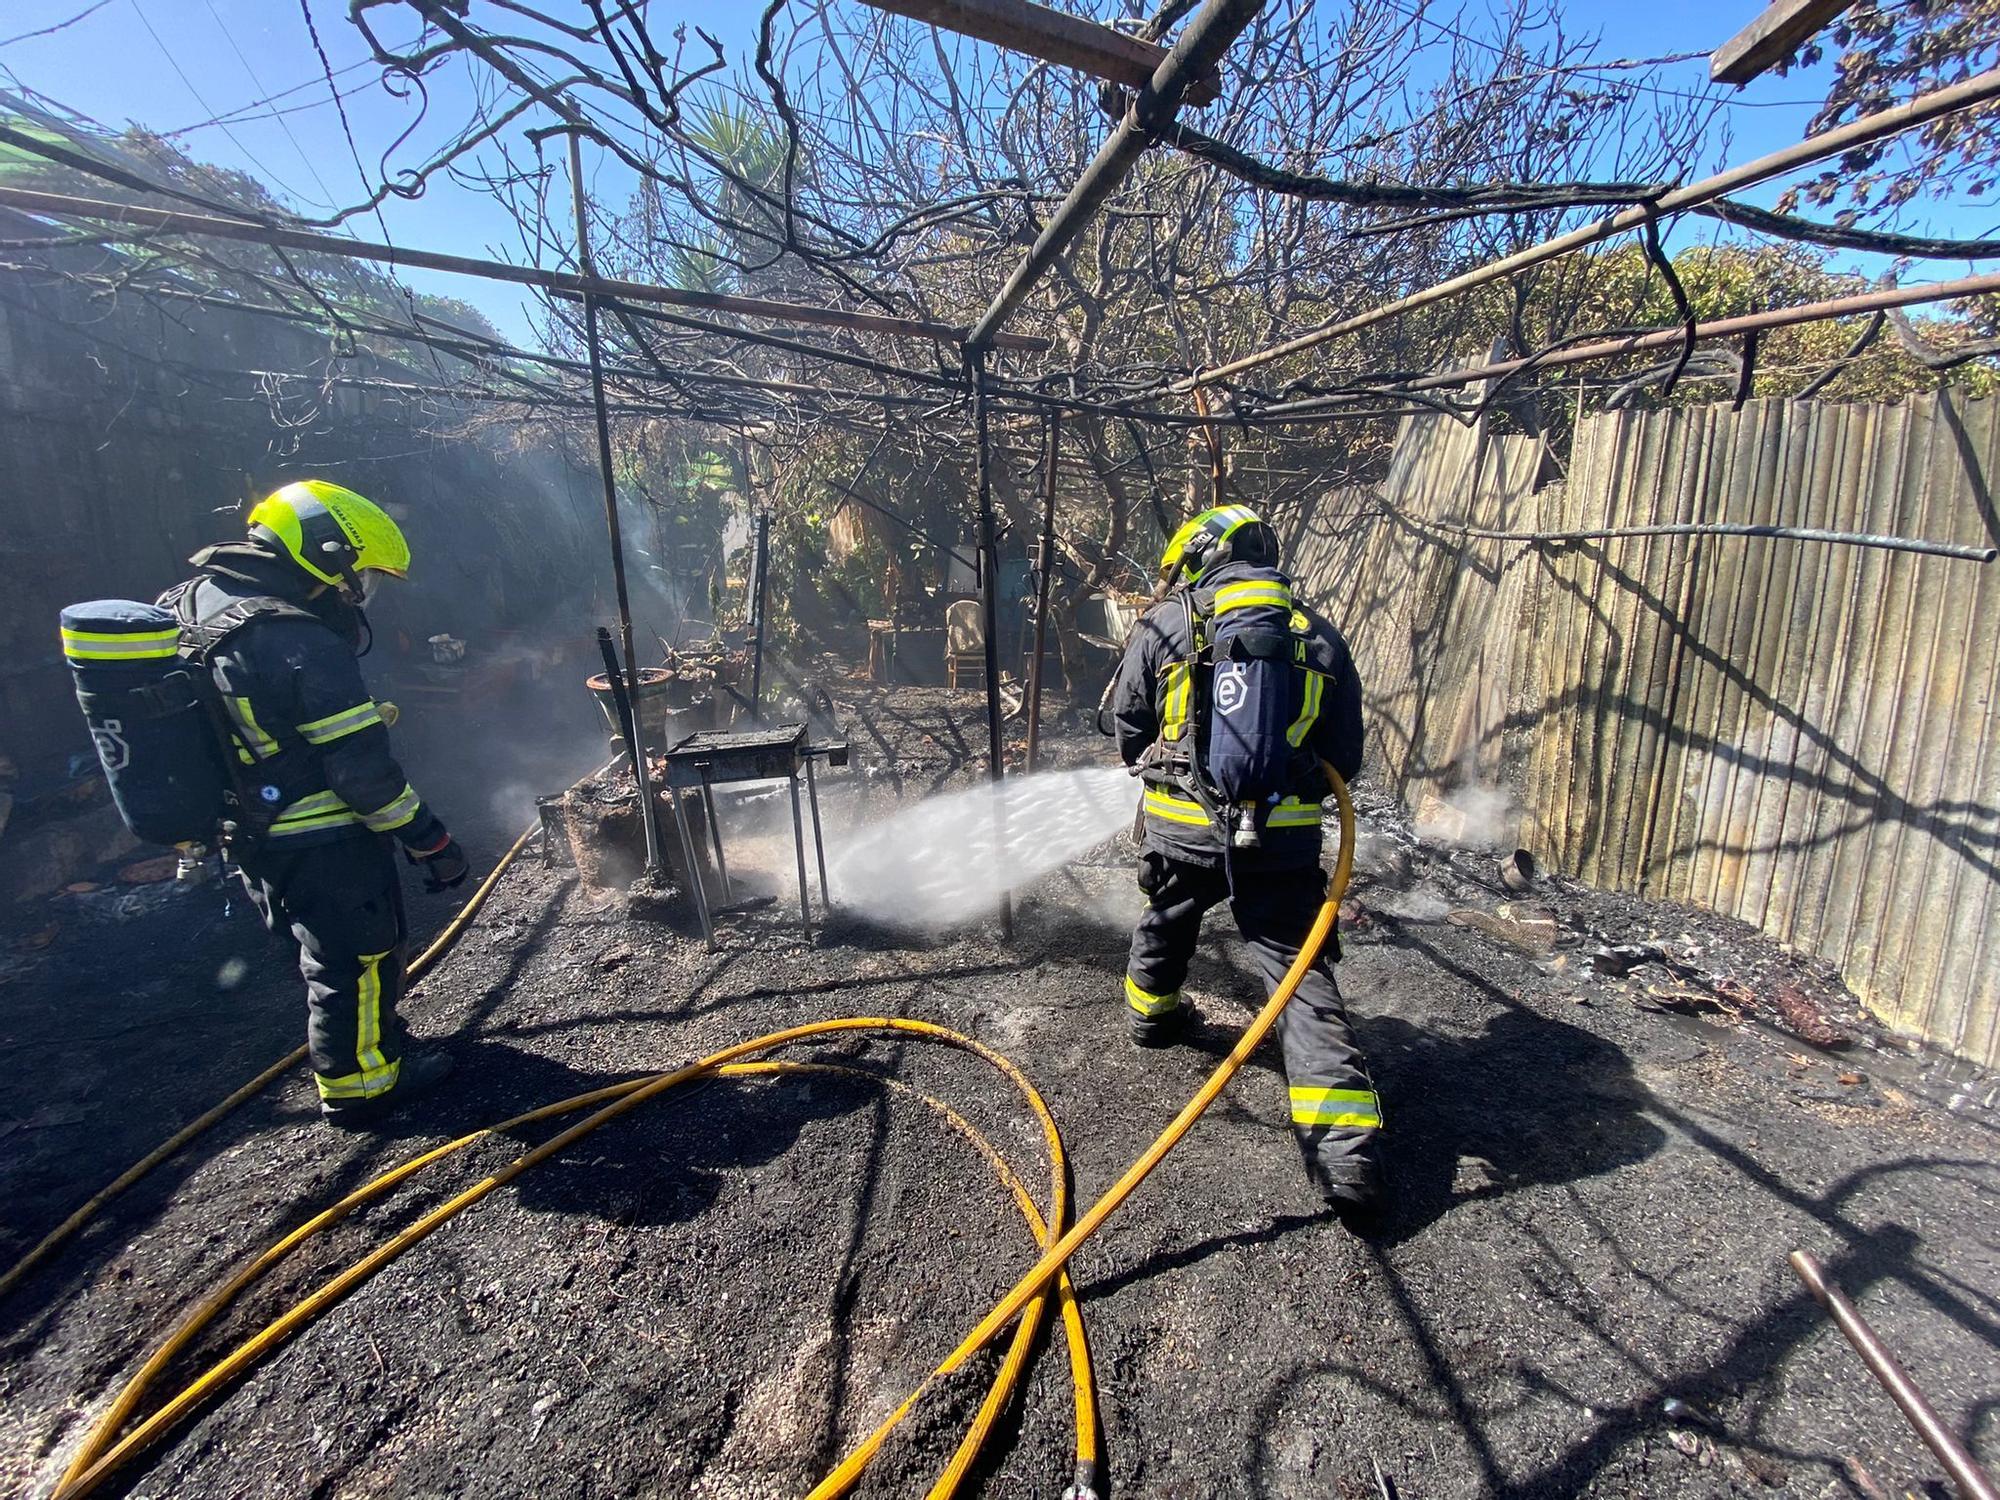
xmin=1286 ymin=393 xmax=2000 ymax=1067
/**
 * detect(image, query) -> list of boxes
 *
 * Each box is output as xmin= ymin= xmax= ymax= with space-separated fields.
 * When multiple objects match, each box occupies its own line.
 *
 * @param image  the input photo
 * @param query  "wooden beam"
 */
xmin=0 ymin=185 xmax=1051 ymax=352
xmin=857 ymin=0 xmax=1219 ymax=104
xmin=967 ymin=0 xmax=1264 ymax=350
xmin=1711 ymin=0 xmax=1854 ymax=85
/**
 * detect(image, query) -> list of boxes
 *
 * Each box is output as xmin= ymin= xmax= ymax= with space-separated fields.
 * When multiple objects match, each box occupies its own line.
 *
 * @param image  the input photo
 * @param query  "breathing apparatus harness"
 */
xmin=164 ymin=582 xmax=335 ymax=845
xmin=60 ymin=579 xmax=357 ymax=883
xmin=1137 ymin=566 xmax=1330 ymax=853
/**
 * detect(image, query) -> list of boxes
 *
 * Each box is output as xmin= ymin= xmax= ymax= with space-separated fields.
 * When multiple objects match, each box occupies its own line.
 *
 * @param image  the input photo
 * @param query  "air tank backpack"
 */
xmin=60 ymin=591 xmax=318 ymax=849
xmin=1170 ymin=568 xmax=1328 ymax=848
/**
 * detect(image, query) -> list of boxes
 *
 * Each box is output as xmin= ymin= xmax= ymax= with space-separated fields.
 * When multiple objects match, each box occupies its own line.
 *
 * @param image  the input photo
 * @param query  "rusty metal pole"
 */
xmin=1024 ymin=411 xmax=1061 ymax=772
xmin=970 ymin=353 xmax=1012 ymax=940
xmin=1789 ymin=1251 xmax=2000 ymax=1500
xmin=749 ymin=508 xmax=771 ymax=722
xmin=570 ymin=132 xmax=663 ymax=879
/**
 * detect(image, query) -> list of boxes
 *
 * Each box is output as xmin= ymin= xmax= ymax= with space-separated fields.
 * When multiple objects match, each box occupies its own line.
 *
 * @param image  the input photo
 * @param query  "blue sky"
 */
xmin=1 ymin=0 xmax=1985 ymax=346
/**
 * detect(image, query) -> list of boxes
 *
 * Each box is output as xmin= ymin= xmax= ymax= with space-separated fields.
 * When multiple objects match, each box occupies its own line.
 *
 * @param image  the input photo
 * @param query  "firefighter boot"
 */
xmin=1128 ymin=993 xmax=1194 ymax=1047
xmin=1302 ymin=1136 xmax=1387 ymax=1235
xmin=321 ymin=1050 xmax=454 ymax=1129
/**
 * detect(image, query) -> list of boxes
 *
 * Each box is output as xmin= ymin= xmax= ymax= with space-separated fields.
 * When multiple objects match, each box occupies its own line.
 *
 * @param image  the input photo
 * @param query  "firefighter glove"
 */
xmin=412 ymin=836 xmax=471 ymax=893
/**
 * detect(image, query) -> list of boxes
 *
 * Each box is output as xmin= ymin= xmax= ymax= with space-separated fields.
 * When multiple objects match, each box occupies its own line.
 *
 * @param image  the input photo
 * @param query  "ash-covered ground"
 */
xmin=2 ymin=682 xmax=1996 ymax=1500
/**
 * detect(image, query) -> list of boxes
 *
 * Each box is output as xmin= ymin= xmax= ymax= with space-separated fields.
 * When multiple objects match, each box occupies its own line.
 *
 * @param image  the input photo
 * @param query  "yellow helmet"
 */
xmin=1159 ymin=504 xmax=1272 ymax=583
xmin=248 ymin=480 xmax=409 ymax=598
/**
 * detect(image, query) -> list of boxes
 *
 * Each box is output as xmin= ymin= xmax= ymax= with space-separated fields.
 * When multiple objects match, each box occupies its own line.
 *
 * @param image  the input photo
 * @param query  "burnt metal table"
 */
xmin=661 ymin=723 xmax=846 ymax=948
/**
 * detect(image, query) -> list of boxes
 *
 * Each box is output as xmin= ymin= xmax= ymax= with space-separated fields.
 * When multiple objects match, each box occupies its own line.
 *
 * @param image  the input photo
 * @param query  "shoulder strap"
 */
xmin=1182 ymin=587 xmax=1213 ymax=653
xmin=175 ymin=587 xmax=320 ymax=663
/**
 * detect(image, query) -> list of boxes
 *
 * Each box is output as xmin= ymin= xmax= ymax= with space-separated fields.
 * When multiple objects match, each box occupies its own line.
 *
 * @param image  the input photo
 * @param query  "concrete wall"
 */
xmin=1287 ymin=393 xmax=2000 ymax=1068
xmin=0 ymin=265 xmax=612 ymax=785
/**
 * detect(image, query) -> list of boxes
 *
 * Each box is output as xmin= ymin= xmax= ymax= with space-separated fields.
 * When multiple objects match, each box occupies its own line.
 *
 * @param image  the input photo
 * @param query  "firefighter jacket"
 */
xmin=1109 ymin=560 xmax=1364 ymax=868
xmin=161 ymin=543 xmax=448 ymax=852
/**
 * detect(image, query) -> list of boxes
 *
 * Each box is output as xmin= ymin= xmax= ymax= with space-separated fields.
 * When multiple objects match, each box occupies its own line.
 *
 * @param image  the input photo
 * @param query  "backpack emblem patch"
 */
xmin=1214 ymin=662 xmax=1249 ymax=717
xmin=92 ymin=718 xmax=131 ymax=773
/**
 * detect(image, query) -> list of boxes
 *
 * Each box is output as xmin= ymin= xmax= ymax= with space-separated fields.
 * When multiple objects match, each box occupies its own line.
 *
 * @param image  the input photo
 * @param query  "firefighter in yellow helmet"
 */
xmin=158 ymin=480 xmax=468 ymax=1127
xmin=1107 ymin=504 xmax=1386 ymax=1228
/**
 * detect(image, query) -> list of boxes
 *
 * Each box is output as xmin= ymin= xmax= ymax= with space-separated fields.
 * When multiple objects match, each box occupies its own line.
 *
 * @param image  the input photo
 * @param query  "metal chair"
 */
xmin=944 ymin=598 xmax=985 ymax=690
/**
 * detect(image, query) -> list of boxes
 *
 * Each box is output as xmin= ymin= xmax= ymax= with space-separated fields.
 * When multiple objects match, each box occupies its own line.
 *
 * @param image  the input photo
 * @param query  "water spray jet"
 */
xmin=830 ymin=764 xmax=1138 ymax=930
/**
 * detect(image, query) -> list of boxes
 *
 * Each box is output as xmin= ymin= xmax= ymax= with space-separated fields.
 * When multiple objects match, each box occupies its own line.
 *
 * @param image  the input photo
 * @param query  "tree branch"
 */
xmin=1698 ymin=197 xmax=2000 ymax=261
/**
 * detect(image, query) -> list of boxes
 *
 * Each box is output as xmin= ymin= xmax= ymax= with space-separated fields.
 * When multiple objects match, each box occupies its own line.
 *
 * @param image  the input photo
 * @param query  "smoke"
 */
xmin=488 ymin=778 xmax=552 ymax=831
xmin=385 ymin=634 xmax=611 ymax=848
xmin=1413 ymin=782 xmax=1520 ymax=850
xmin=610 ymin=486 xmax=717 ymax=650
xmin=831 ymin=765 xmax=1136 ymax=929
xmin=1367 ymin=888 xmax=1452 ymax=922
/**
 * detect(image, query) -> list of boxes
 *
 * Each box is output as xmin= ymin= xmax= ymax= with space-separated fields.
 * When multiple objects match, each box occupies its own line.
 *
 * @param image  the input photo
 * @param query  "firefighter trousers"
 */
xmin=240 ymin=833 xmax=409 ymax=1104
xmin=1124 ymin=852 xmax=1381 ymax=1193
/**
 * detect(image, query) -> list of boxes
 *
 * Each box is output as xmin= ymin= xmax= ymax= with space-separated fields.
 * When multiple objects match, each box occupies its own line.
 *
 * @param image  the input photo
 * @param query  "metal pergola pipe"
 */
xmin=1244 ymin=268 xmax=2000 ymax=419
xmin=969 ymin=353 xmax=1013 ymax=940
xmin=1423 ymin=518 xmax=1995 ymax=564
xmin=1183 ymin=63 xmax=2000 ymax=390
xmin=570 ymin=134 xmax=665 ymax=879
xmin=0 ymin=185 xmax=1051 ymax=351
xmin=1790 ymin=1250 xmax=2000 ymax=1500
xmin=1024 ymin=411 xmax=1063 ymax=771
xmin=963 ymin=0 xmax=1268 ymax=353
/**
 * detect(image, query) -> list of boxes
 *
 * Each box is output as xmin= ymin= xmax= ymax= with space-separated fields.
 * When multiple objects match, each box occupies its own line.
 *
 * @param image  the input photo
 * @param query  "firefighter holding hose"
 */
xmin=165 ymin=481 xmax=468 ymax=1126
xmin=1108 ymin=505 xmax=1385 ymax=1225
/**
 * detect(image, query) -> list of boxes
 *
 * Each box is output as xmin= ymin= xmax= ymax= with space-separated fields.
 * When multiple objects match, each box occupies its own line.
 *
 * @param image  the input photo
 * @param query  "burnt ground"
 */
xmin=2 ymin=681 xmax=1997 ymax=1500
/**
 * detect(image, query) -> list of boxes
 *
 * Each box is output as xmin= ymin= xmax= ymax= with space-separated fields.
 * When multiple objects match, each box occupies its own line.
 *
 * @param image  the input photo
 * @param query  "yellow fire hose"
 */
xmin=53 ymin=1020 xmax=1098 ymax=1500
xmin=0 ymin=819 xmax=543 ymax=1304
xmin=805 ymin=767 xmax=1353 ymax=1498
xmin=42 ymin=767 xmax=1353 ymax=1499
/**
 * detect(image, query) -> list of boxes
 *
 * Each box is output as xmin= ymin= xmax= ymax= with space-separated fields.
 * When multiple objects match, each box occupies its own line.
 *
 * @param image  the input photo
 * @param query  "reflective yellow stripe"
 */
xmin=1213 ymin=581 xmax=1292 ymax=615
xmin=1125 ymin=975 xmax=1182 ymax=1017
xmin=58 ymin=628 xmax=180 ymax=644
xmin=270 ymin=809 xmax=364 ymax=835
xmin=229 ymin=695 xmax=280 ymax=759
xmin=298 ymin=700 xmax=383 ymax=745
xmin=317 ymin=1057 xmax=400 ymax=1099
xmin=357 ymin=948 xmax=388 ymax=1077
xmin=1147 ymin=786 xmax=1317 ymax=830
xmin=317 ymin=948 xmax=399 ymax=1101
xmin=59 ymin=627 xmax=180 ymax=660
xmin=1286 ymin=670 xmax=1325 ymax=748
xmin=280 ymin=790 xmax=346 ymax=815
xmin=360 ymin=783 xmax=423 ymax=833
xmin=1143 ymin=787 xmax=1211 ymax=827
xmin=1267 ymin=797 xmax=1323 ymax=829
xmin=1208 ymin=504 xmax=1259 ymax=539
xmin=1289 ymin=1086 xmax=1383 ymax=1129
xmin=1159 ymin=660 xmax=1194 ymax=742
xmin=270 ymin=789 xmax=362 ymax=836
